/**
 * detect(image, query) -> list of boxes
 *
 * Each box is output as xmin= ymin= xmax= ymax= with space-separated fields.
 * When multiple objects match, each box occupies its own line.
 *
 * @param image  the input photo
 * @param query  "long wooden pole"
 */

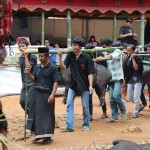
xmin=113 ymin=14 xmax=117 ymax=41
xmin=140 ymin=14 xmax=145 ymax=51
xmin=28 ymin=47 xmax=124 ymax=54
xmin=67 ymin=10 xmax=71 ymax=48
xmin=41 ymin=11 xmax=45 ymax=45
xmin=24 ymin=75 xmax=28 ymax=142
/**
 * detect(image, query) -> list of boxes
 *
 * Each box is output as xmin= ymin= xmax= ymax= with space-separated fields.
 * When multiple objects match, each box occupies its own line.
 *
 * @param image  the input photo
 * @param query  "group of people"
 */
xmin=15 ymin=17 xmax=150 ymax=145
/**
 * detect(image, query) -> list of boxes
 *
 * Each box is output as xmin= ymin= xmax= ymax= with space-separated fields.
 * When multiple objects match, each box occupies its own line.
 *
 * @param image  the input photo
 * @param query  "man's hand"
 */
xmin=127 ymin=33 xmax=134 ymax=37
xmin=58 ymin=49 xmax=63 ymax=58
xmin=133 ymin=33 xmax=137 ymax=37
xmin=48 ymin=94 xmax=55 ymax=104
xmin=24 ymin=67 xmax=30 ymax=74
xmin=89 ymin=86 xmax=94 ymax=94
xmin=130 ymin=53 xmax=137 ymax=59
xmin=96 ymin=56 xmax=103 ymax=61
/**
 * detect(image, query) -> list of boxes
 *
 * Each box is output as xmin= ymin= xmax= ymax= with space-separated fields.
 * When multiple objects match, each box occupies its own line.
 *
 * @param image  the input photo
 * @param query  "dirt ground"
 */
xmin=1 ymin=92 xmax=150 ymax=150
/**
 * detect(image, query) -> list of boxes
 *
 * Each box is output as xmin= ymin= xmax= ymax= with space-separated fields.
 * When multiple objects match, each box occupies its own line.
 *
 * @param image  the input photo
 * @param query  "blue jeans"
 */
xmin=109 ymin=80 xmax=126 ymax=119
xmin=66 ymin=88 xmax=90 ymax=129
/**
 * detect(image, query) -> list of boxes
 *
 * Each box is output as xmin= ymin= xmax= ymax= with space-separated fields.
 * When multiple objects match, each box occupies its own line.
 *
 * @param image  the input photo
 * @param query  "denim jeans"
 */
xmin=127 ymin=83 xmax=142 ymax=115
xmin=109 ymin=80 xmax=126 ymax=119
xmin=66 ymin=88 xmax=90 ymax=129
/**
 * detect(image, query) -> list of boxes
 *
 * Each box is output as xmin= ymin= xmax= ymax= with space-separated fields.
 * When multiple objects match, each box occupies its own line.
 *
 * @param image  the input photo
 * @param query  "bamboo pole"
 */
xmin=28 ymin=47 xmax=124 ymax=54
xmin=140 ymin=14 xmax=145 ymax=51
xmin=67 ymin=10 xmax=71 ymax=48
xmin=24 ymin=75 xmax=28 ymax=142
xmin=143 ymin=61 xmax=150 ymax=65
xmin=41 ymin=11 xmax=45 ymax=45
xmin=113 ymin=14 xmax=117 ymax=41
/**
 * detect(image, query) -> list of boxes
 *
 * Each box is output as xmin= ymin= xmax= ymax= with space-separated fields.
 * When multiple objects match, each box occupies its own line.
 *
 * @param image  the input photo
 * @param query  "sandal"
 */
xmin=32 ymin=138 xmax=42 ymax=144
xmin=106 ymin=117 xmax=118 ymax=123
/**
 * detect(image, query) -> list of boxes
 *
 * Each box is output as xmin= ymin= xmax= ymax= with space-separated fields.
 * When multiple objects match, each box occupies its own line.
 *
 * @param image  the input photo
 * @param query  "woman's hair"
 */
xmin=72 ymin=36 xmax=85 ymax=47
xmin=18 ymin=38 xmax=29 ymax=46
xmin=89 ymin=35 xmax=96 ymax=42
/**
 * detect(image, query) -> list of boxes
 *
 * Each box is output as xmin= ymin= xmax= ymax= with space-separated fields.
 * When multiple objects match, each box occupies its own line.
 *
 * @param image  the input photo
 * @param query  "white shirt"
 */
xmin=107 ymin=49 xmax=124 ymax=80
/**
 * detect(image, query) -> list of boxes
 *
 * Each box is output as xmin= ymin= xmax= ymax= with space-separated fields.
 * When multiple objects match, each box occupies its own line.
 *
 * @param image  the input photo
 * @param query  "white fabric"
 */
xmin=107 ymin=49 xmax=124 ymax=80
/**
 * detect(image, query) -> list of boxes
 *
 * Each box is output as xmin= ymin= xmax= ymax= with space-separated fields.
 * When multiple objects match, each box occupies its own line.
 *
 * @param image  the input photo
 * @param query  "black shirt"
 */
xmin=123 ymin=56 xmax=143 ymax=84
xmin=19 ymin=54 xmax=37 ymax=86
xmin=64 ymin=52 xmax=96 ymax=91
xmin=33 ymin=61 xmax=60 ymax=92
xmin=119 ymin=26 xmax=135 ymax=45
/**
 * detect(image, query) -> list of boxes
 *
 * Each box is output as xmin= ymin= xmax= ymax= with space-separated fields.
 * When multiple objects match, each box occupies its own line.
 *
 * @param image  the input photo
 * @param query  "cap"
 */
xmin=38 ymin=47 xmax=49 ymax=54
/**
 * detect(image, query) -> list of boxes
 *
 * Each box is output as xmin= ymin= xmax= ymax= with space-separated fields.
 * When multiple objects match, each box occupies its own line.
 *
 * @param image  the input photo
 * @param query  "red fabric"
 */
xmin=12 ymin=0 xmax=150 ymax=14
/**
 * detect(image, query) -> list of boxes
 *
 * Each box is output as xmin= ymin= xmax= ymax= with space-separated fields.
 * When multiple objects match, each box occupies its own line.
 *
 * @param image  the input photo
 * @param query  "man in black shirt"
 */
xmin=18 ymin=38 xmax=37 ymax=111
xmin=123 ymin=44 xmax=143 ymax=118
xmin=119 ymin=18 xmax=137 ymax=45
xmin=25 ymin=47 xmax=59 ymax=143
xmin=58 ymin=37 xmax=96 ymax=131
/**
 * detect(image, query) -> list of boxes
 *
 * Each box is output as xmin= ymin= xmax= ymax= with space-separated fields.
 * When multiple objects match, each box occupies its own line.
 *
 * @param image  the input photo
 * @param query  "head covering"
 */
xmin=38 ymin=47 xmax=49 ymax=54
xmin=16 ymin=37 xmax=22 ymax=43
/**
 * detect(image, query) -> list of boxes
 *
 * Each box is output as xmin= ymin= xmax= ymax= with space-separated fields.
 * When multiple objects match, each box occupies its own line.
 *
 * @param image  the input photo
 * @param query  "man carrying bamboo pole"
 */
xmin=18 ymin=38 xmax=37 ymax=112
xmin=58 ymin=37 xmax=96 ymax=131
xmin=25 ymin=47 xmax=59 ymax=143
xmin=123 ymin=44 xmax=143 ymax=118
xmin=97 ymin=41 xmax=127 ymax=122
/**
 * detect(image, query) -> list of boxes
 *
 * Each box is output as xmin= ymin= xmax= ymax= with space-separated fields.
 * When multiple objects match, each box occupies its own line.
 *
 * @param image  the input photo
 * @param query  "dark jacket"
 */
xmin=123 ymin=56 xmax=143 ymax=84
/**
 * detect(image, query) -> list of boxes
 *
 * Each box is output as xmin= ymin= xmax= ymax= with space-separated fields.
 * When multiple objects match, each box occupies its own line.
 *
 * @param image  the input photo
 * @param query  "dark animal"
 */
xmin=110 ymin=140 xmax=150 ymax=150
xmin=60 ymin=63 xmax=112 ymax=105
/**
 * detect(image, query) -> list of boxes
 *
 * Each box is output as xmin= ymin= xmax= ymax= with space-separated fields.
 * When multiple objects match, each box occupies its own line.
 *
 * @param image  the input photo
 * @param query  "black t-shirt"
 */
xmin=119 ymin=26 xmax=135 ymax=45
xmin=33 ymin=62 xmax=60 ymax=92
xmin=64 ymin=52 xmax=96 ymax=91
xmin=19 ymin=54 xmax=37 ymax=86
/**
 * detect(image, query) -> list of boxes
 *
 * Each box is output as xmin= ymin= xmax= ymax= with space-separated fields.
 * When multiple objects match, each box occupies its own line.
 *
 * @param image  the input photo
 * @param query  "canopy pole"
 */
xmin=67 ymin=10 xmax=71 ymax=48
xmin=86 ymin=17 xmax=89 ymax=41
xmin=41 ymin=11 xmax=45 ymax=45
xmin=113 ymin=14 xmax=117 ymax=41
xmin=140 ymin=14 xmax=145 ymax=50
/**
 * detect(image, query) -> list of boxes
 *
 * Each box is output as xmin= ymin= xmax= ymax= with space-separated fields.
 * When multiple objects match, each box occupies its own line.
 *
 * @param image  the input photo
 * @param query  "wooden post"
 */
xmin=67 ymin=10 xmax=71 ymax=48
xmin=113 ymin=14 xmax=117 ymax=41
xmin=140 ymin=14 xmax=145 ymax=50
xmin=41 ymin=11 xmax=45 ymax=45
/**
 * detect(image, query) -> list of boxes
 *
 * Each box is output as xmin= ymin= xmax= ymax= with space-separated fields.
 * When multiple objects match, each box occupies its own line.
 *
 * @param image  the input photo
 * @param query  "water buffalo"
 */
xmin=59 ymin=63 xmax=112 ymax=105
xmin=143 ymin=65 xmax=150 ymax=83
xmin=110 ymin=140 xmax=150 ymax=150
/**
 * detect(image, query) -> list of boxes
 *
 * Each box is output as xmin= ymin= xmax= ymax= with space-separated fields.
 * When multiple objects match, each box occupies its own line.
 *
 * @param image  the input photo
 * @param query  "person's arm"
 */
xmin=120 ymin=33 xmax=133 ymax=39
xmin=58 ymin=50 xmax=66 ymax=70
xmin=48 ymin=82 xmax=58 ymax=104
xmin=96 ymin=55 xmax=112 ymax=61
xmin=24 ymin=53 xmax=32 ymax=71
xmin=88 ymin=74 xmax=94 ymax=94
xmin=131 ymin=54 xmax=138 ymax=71
xmin=24 ymin=68 xmax=36 ymax=83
